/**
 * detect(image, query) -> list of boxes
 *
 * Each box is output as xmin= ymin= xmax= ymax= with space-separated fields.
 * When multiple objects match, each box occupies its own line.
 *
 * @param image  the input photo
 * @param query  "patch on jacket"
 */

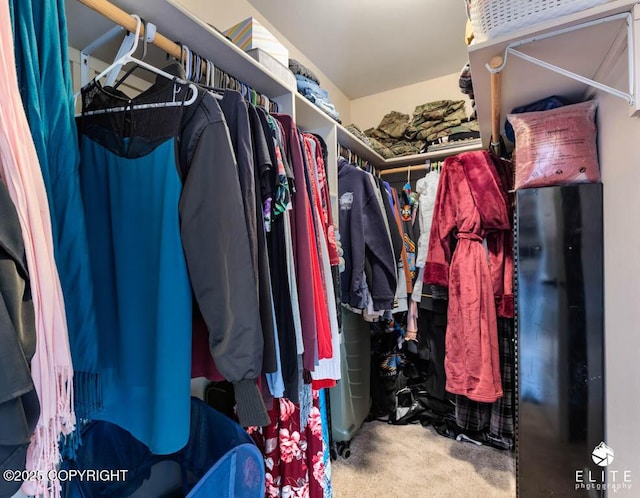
xmin=340 ymin=192 xmax=354 ymax=210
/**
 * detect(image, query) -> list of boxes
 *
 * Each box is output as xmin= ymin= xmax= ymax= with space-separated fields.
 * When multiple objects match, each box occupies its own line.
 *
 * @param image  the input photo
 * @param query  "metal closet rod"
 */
xmin=77 ymin=0 xmax=192 ymax=66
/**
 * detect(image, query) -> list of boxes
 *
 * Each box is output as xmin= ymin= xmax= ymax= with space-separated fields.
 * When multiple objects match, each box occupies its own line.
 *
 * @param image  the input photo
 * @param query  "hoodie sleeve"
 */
xmin=179 ymin=105 xmax=269 ymax=428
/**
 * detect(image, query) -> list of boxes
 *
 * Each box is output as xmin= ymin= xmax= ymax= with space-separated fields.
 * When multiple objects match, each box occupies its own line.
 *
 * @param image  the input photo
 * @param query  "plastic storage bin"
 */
xmin=470 ymin=0 xmax=612 ymax=42
xmin=61 ymin=398 xmax=265 ymax=498
xmin=329 ymin=308 xmax=371 ymax=457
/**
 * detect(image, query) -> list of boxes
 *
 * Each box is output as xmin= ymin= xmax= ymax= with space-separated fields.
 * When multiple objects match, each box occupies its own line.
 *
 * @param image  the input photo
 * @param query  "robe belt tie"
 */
xmin=456 ymin=232 xmax=483 ymax=242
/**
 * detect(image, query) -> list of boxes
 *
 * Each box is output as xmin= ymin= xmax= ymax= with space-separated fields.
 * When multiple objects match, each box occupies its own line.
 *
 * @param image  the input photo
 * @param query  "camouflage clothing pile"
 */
xmin=346 ymin=124 xmax=371 ymax=145
xmin=347 ymin=124 xmax=395 ymax=159
xmin=362 ymin=100 xmax=479 ymax=157
xmin=367 ymin=135 xmax=395 ymax=159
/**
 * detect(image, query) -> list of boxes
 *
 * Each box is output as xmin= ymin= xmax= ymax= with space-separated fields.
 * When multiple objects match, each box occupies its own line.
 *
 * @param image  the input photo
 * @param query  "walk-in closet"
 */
xmin=1 ymin=0 xmax=639 ymax=497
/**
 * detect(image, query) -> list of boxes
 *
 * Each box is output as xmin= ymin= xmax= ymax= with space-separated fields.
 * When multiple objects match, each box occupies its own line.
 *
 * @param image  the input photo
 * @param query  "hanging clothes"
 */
xmin=191 ymin=93 xmax=282 ymax=391
xmin=407 ymin=169 xmax=440 ymax=339
xmin=424 ymin=150 xmax=512 ymax=403
xmin=0 ymin=3 xmax=75 ymax=496
xmin=80 ymin=72 xmax=271 ymax=450
xmin=412 ymin=169 xmax=440 ymax=301
xmin=399 ymin=181 xmax=418 ymax=282
xmin=0 ymin=180 xmax=40 ymax=498
xmin=318 ymin=389 xmax=333 ymax=498
xmin=338 ymin=158 xmax=397 ymax=312
xmin=388 ymin=186 xmax=411 ymax=313
xmin=274 ymin=114 xmax=320 ymax=372
xmin=9 ymin=0 xmax=101 ymax=421
xmin=391 ymin=186 xmax=413 ymax=293
xmin=261 ymin=110 xmax=299 ymax=402
xmin=220 ymin=91 xmax=282 ymax=383
xmin=247 ymin=104 xmax=285 ymax=396
xmin=417 ymin=307 xmax=448 ymax=401
xmin=299 ymin=133 xmax=334 ymax=363
xmin=375 ymin=176 xmax=402 ymax=267
xmin=454 ymin=318 xmax=515 ymax=450
xmin=175 ymin=80 xmax=269 ymax=428
xmin=246 ymin=103 xmax=279 ymax=376
xmin=270 ymin=122 xmax=304 ymax=359
xmin=219 ymin=90 xmax=260 ymax=298
xmin=79 ymin=82 xmax=193 ymax=455
xmin=301 ymin=133 xmax=341 ymax=387
xmin=249 ymin=390 xmax=329 ymax=498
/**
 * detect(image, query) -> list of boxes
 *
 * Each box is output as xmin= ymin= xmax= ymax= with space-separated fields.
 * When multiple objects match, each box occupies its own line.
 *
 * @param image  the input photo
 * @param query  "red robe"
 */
xmin=424 ymin=151 xmax=513 ymax=403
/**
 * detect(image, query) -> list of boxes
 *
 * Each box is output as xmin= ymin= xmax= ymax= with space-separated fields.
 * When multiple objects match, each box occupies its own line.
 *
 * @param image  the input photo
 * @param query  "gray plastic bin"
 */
xmin=329 ymin=308 xmax=371 ymax=445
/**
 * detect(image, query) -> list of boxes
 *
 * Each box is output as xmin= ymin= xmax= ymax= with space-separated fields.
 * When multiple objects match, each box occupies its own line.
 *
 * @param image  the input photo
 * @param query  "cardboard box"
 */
xmin=247 ymin=48 xmax=296 ymax=91
xmin=224 ymin=17 xmax=289 ymax=67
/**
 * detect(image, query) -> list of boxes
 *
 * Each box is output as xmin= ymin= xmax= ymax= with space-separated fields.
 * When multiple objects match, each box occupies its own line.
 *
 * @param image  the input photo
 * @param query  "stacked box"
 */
xmin=247 ymin=48 xmax=296 ymax=90
xmin=224 ymin=17 xmax=289 ymax=67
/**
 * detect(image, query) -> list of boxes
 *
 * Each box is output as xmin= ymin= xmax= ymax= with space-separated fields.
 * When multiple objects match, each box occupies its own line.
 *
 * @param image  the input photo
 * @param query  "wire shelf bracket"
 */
xmin=485 ymin=11 xmax=636 ymax=107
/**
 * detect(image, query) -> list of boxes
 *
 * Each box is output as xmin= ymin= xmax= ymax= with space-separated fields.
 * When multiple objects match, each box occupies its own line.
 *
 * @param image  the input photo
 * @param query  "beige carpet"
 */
xmin=331 ymin=421 xmax=515 ymax=498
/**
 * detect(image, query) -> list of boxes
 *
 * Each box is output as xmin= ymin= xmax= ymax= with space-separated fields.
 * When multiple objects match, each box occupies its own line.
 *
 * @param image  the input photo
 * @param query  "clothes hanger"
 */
xmin=206 ymin=60 xmax=214 ymax=87
xmin=112 ymin=18 xmax=151 ymax=90
xmin=183 ymin=44 xmax=193 ymax=81
xmin=194 ymin=53 xmax=203 ymax=83
xmin=189 ymin=50 xmax=196 ymax=82
xmin=103 ymin=30 xmax=137 ymax=88
xmin=173 ymin=48 xmax=223 ymax=99
xmin=193 ymin=52 xmax=200 ymax=83
xmin=76 ymin=16 xmax=198 ymax=115
xmin=178 ymin=42 xmax=189 ymax=80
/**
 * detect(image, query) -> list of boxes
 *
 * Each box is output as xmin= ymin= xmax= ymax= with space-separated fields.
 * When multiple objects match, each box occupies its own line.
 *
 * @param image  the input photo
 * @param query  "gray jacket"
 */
xmin=177 ymin=85 xmax=269 ymax=428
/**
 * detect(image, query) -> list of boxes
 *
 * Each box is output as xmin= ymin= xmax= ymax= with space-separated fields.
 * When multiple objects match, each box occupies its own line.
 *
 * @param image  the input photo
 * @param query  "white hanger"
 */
xmin=207 ymin=60 xmax=215 ymax=87
xmin=104 ymin=31 xmax=136 ymax=88
xmin=74 ymin=15 xmax=198 ymax=115
xmin=181 ymin=43 xmax=192 ymax=81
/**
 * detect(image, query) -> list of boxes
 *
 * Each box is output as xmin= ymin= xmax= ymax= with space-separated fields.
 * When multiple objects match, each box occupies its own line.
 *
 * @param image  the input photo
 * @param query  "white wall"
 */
xmin=349 ymin=71 xmax=470 ymax=130
xmin=182 ymin=0 xmax=351 ymax=124
xmin=596 ymin=50 xmax=640 ymax=495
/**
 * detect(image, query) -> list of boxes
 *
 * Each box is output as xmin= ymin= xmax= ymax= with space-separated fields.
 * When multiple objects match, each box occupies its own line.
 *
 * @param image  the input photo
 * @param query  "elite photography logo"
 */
xmin=575 ymin=442 xmax=632 ymax=493
xmin=592 ymin=442 xmax=615 ymax=467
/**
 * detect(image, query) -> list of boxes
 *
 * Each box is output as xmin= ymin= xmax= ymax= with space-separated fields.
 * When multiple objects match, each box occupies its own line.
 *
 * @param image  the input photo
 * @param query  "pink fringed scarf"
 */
xmin=0 ymin=2 xmax=75 ymax=497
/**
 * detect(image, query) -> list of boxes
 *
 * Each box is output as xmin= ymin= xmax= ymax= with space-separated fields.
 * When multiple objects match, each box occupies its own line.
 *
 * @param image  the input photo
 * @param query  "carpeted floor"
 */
xmin=331 ymin=421 xmax=516 ymax=498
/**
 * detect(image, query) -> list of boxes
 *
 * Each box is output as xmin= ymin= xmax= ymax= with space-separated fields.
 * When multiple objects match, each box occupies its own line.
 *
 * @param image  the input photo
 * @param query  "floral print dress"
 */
xmin=248 ymin=390 xmax=329 ymax=498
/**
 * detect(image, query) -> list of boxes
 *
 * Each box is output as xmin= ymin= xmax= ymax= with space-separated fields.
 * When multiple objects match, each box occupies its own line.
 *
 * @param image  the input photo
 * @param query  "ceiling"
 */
xmin=247 ymin=0 xmax=470 ymax=99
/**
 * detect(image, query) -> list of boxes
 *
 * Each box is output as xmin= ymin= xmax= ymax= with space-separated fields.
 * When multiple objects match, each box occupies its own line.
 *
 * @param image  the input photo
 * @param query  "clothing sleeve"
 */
xmin=179 ymin=120 xmax=269 ymax=428
xmin=488 ymin=156 xmax=515 ymax=318
xmin=362 ymin=187 xmax=398 ymax=311
xmin=424 ymin=161 xmax=457 ymax=288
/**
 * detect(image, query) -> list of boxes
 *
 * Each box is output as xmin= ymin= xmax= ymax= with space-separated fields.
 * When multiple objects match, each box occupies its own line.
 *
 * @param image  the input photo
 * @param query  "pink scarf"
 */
xmin=0 ymin=2 xmax=75 ymax=497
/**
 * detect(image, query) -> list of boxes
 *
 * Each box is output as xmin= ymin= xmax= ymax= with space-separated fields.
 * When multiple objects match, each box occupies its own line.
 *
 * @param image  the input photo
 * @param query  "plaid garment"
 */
xmin=454 ymin=318 xmax=515 ymax=449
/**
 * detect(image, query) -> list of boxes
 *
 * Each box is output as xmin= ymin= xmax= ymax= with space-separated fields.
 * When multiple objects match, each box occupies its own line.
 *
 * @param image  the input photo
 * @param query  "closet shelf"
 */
xmin=66 ymin=0 xmax=294 ymax=98
xmin=381 ymin=139 xmax=484 ymax=169
xmin=335 ymin=124 xmax=387 ymax=166
xmin=296 ymin=91 xmax=483 ymax=168
xmin=469 ymin=0 xmax=639 ymax=148
xmin=67 ymin=0 xmax=488 ymax=171
xmin=294 ymin=93 xmax=340 ymax=132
